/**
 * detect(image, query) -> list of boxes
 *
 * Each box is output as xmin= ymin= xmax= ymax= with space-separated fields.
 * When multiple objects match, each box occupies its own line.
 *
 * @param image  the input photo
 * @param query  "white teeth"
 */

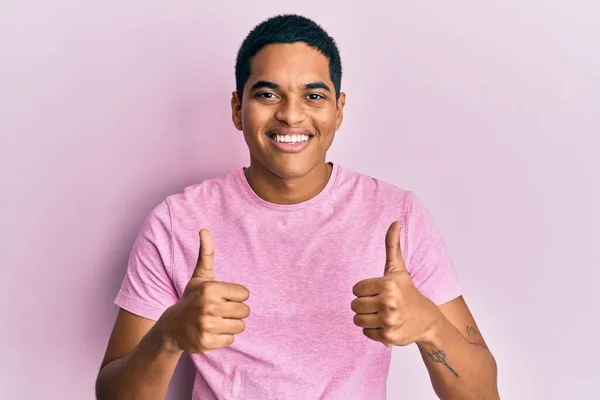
xmin=274 ymin=134 xmax=310 ymax=143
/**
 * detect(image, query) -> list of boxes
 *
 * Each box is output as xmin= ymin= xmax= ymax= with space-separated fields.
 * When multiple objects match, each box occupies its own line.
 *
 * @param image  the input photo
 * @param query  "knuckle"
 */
xmin=201 ymin=301 xmax=219 ymax=316
xmin=382 ymin=329 xmax=394 ymax=341
xmin=383 ymin=279 xmax=398 ymax=292
xmin=382 ymin=315 xmax=397 ymax=328
xmin=381 ymin=296 xmax=398 ymax=311
xmin=199 ymin=315 xmax=214 ymax=331
xmin=199 ymin=281 xmax=215 ymax=295
xmin=198 ymin=333 xmax=213 ymax=350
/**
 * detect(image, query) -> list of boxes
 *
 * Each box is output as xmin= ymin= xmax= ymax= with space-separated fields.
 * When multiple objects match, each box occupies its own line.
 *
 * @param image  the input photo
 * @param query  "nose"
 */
xmin=274 ymin=98 xmax=306 ymax=126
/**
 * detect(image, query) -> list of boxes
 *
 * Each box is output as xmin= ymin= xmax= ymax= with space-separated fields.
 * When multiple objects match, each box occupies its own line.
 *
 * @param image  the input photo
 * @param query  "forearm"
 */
xmin=96 ymin=320 xmax=183 ymax=400
xmin=417 ymin=316 xmax=499 ymax=400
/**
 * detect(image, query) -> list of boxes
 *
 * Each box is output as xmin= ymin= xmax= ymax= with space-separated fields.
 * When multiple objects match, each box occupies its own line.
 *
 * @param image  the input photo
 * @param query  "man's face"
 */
xmin=231 ymin=42 xmax=345 ymax=179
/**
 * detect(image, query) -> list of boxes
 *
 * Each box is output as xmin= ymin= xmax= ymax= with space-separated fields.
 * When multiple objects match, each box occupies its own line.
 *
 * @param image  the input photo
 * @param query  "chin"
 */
xmin=270 ymin=166 xmax=306 ymax=180
xmin=268 ymin=160 xmax=313 ymax=180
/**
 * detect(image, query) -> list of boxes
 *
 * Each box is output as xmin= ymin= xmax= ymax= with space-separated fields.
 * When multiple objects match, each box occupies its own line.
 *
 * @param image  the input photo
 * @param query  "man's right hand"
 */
xmin=160 ymin=229 xmax=251 ymax=354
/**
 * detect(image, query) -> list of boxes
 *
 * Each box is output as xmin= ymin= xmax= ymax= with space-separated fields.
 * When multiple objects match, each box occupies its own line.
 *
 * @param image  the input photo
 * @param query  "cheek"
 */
xmin=315 ymin=109 xmax=338 ymax=132
xmin=242 ymin=105 xmax=271 ymax=131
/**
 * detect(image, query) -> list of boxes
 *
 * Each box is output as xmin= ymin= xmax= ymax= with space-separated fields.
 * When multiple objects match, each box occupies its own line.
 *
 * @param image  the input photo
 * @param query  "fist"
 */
xmin=351 ymin=221 xmax=441 ymax=347
xmin=161 ymin=229 xmax=251 ymax=354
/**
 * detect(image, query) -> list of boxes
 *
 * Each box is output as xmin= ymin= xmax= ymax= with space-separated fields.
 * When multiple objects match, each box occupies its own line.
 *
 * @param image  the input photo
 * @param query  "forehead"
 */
xmin=248 ymin=42 xmax=331 ymax=87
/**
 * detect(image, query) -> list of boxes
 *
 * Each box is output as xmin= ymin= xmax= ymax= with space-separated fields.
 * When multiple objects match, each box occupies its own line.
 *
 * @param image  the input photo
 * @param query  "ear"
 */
xmin=231 ymin=91 xmax=243 ymax=131
xmin=335 ymin=92 xmax=346 ymax=131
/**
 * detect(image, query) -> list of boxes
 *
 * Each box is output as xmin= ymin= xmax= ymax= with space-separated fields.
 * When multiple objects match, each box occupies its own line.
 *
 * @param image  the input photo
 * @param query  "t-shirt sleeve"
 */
xmin=114 ymin=201 xmax=180 ymax=321
xmin=403 ymin=192 xmax=462 ymax=306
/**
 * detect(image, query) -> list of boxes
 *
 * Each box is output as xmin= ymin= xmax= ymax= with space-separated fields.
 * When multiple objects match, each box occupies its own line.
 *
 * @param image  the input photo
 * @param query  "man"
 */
xmin=96 ymin=14 xmax=499 ymax=400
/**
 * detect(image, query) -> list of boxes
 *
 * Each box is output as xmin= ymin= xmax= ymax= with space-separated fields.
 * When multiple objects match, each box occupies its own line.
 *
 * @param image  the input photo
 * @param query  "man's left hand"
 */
xmin=351 ymin=221 xmax=443 ymax=347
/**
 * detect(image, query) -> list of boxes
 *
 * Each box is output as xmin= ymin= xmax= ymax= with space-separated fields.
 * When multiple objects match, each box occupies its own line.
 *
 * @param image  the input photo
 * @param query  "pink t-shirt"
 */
xmin=115 ymin=164 xmax=461 ymax=399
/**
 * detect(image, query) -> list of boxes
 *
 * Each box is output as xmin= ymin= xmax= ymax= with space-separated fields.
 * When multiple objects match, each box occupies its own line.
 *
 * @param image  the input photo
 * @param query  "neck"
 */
xmin=244 ymin=161 xmax=333 ymax=205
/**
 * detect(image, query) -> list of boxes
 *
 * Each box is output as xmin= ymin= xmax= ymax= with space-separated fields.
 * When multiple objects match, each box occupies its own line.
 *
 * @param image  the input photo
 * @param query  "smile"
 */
xmin=267 ymin=133 xmax=313 ymax=153
xmin=271 ymin=134 xmax=311 ymax=143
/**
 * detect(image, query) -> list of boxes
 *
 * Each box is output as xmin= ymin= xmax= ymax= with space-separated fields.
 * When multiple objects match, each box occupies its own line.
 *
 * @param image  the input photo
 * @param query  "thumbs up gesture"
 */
xmin=160 ymin=229 xmax=251 ymax=354
xmin=351 ymin=221 xmax=442 ymax=347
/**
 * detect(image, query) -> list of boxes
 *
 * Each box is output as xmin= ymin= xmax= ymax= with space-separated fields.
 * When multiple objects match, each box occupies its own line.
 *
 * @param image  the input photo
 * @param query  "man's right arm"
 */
xmin=97 ymin=229 xmax=251 ymax=400
xmin=95 ymin=308 xmax=183 ymax=400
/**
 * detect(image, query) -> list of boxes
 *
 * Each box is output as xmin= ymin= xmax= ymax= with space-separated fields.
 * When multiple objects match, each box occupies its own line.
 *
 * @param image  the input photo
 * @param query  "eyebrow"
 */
xmin=249 ymin=80 xmax=332 ymax=92
xmin=305 ymin=82 xmax=331 ymax=92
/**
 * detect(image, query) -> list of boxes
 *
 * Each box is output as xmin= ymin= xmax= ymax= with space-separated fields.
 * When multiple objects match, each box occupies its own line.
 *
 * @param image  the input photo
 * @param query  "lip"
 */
xmin=267 ymin=129 xmax=314 ymax=154
xmin=269 ymin=128 xmax=313 ymax=137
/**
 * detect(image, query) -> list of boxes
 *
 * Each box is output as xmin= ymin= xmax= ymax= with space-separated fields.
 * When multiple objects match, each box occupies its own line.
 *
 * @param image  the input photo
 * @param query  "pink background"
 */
xmin=1 ymin=1 xmax=599 ymax=399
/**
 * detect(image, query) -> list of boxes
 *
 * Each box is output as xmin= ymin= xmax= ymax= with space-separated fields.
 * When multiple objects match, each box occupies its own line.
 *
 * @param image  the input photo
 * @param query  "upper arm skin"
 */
xmin=100 ymin=308 xmax=157 ymax=370
xmin=437 ymin=296 xmax=489 ymax=349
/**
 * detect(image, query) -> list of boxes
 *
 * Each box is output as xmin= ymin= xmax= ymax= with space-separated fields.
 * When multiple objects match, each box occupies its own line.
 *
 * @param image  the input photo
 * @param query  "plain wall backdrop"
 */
xmin=1 ymin=1 xmax=599 ymax=399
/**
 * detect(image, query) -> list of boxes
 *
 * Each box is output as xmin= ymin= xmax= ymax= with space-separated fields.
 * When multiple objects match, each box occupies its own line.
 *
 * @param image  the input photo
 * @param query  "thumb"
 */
xmin=192 ymin=229 xmax=215 ymax=281
xmin=383 ymin=221 xmax=408 ymax=276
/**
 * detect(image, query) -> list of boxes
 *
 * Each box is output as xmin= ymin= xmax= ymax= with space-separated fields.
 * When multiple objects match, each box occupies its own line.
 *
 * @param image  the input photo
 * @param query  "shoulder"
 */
xmin=163 ymin=169 xmax=243 ymax=214
xmin=138 ymin=169 xmax=243 ymax=231
xmin=335 ymin=165 xmax=416 ymax=208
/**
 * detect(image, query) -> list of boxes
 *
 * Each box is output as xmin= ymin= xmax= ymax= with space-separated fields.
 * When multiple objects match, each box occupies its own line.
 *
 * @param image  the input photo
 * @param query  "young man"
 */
xmin=96 ymin=14 xmax=499 ymax=400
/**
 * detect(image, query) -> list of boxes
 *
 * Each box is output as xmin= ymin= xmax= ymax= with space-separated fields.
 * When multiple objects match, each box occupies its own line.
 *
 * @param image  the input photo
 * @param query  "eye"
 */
xmin=256 ymin=92 xmax=278 ymax=100
xmin=307 ymin=93 xmax=325 ymax=100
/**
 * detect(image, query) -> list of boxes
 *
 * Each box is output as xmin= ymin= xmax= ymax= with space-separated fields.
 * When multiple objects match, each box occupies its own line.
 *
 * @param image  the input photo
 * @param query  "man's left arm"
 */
xmin=416 ymin=295 xmax=499 ymax=400
xmin=352 ymin=221 xmax=499 ymax=400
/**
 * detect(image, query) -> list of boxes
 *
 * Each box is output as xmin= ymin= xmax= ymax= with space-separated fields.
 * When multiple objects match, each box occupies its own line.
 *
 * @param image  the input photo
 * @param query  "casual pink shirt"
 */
xmin=115 ymin=164 xmax=462 ymax=399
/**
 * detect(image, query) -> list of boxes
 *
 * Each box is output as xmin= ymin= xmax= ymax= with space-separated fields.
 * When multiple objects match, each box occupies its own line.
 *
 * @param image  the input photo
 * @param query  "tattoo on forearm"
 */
xmin=466 ymin=326 xmax=479 ymax=336
xmin=427 ymin=349 xmax=459 ymax=378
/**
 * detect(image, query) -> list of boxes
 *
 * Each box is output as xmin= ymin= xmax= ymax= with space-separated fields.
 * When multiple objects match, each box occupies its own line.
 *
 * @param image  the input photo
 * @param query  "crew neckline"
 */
xmin=236 ymin=163 xmax=340 ymax=211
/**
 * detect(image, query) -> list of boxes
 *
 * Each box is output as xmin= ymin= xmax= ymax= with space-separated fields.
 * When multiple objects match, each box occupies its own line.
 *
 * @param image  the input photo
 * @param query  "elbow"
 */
xmin=434 ymin=350 xmax=500 ymax=400
xmin=95 ymin=368 xmax=106 ymax=400
xmin=95 ymin=364 xmax=114 ymax=400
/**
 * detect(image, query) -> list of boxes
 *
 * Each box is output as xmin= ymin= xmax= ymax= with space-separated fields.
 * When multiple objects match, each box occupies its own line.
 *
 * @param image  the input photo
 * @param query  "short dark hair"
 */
xmin=235 ymin=14 xmax=342 ymax=101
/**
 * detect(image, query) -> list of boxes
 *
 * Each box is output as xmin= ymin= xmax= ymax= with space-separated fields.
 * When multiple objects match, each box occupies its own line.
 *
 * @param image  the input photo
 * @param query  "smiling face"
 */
xmin=231 ymin=42 xmax=346 ymax=180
